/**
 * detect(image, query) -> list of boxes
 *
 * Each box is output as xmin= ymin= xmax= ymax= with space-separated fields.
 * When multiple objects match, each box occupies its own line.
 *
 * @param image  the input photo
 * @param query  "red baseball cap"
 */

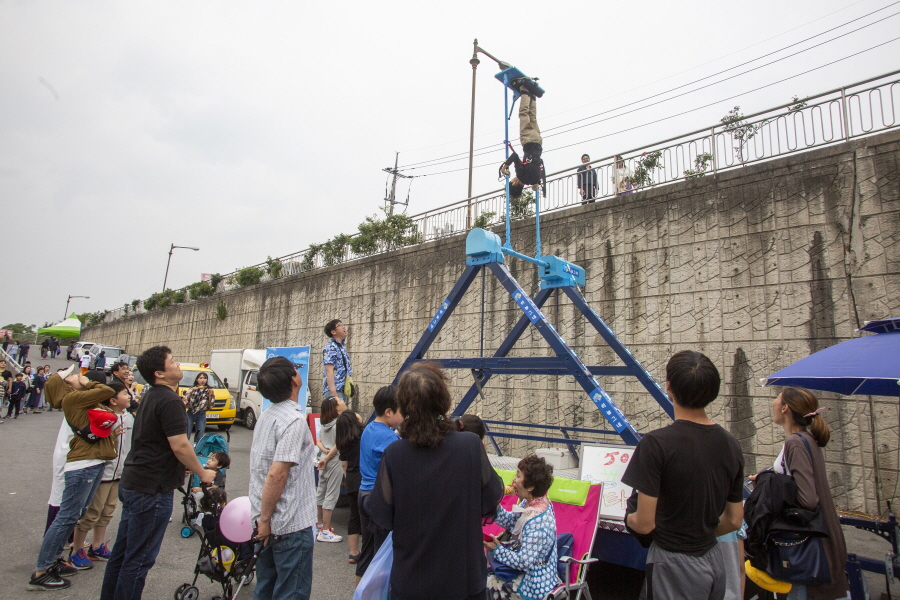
xmin=87 ymin=409 xmax=117 ymax=438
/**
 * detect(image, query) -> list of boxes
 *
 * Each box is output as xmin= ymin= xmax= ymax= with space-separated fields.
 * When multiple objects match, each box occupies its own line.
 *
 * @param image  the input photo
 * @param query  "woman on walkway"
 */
xmin=769 ymin=387 xmax=849 ymax=600
xmin=183 ymin=372 xmax=214 ymax=443
xmin=336 ymin=409 xmax=364 ymax=562
xmin=27 ymin=365 xmax=45 ymax=413
xmin=367 ymin=362 xmax=504 ymax=600
xmin=315 ymin=396 xmax=346 ymax=543
xmin=20 ymin=365 xmax=34 ymax=414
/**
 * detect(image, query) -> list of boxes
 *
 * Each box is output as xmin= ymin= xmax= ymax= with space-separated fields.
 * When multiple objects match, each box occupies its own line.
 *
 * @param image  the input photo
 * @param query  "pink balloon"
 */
xmin=219 ymin=496 xmax=253 ymax=543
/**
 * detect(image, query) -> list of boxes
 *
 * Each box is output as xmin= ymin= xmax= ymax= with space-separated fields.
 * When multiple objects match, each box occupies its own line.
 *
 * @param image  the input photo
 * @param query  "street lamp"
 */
xmin=64 ymin=295 xmax=90 ymax=320
xmin=467 ymin=39 xmax=512 ymax=228
xmin=162 ymin=244 xmax=200 ymax=292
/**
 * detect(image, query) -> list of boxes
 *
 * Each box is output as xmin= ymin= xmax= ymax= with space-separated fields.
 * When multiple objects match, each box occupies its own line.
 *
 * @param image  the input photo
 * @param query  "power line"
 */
xmin=398 ymin=2 xmax=899 ymax=171
xmin=411 ymin=36 xmax=900 ymax=178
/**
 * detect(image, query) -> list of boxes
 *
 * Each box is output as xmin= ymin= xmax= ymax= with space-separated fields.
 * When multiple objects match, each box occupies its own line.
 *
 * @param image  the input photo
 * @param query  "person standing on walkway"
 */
xmin=28 ymin=366 xmax=117 ymax=591
xmin=322 ymin=319 xmax=353 ymax=403
xmin=100 ymin=346 xmax=216 ymax=600
xmin=576 ymin=154 xmax=598 ymax=203
xmin=9 ymin=341 xmax=19 ymax=364
xmin=250 ymin=356 xmax=317 ymax=600
xmin=95 ymin=351 xmax=107 ymax=372
xmin=19 ymin=340 xmax=30 ymax=364
xmin=184 ymin=372 xmax=214 ymax=442
xmin=79 ymin=352 xmax=91 ymax=376
xmin=314 ymin=396 xmax=346 ymax=543
xmin=622 ymin=350 xmax=744 ymax=600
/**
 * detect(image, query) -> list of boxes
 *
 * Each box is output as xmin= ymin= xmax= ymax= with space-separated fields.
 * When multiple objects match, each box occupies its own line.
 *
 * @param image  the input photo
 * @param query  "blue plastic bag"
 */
xmin=352 ymin=532 xmax=393 ymax=600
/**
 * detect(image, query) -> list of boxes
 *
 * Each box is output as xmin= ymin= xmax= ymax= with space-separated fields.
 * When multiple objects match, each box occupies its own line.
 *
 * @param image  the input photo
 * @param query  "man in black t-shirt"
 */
xmin=100 ymin=346 xmax=215 ymax=600
xmin=622 ymin=350 xmax=744 ymax=600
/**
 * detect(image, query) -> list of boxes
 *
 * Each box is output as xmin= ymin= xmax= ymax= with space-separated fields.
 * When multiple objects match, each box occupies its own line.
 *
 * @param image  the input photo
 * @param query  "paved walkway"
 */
xmin=0 ymin=359 xmax=358 ymax=600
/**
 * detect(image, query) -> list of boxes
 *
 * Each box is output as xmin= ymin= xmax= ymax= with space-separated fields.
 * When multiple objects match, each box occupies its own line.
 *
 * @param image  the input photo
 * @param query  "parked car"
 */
xmin=87 ymin=345 xmax=126 ymax=372
xmin=72 ymin=342 xmax=98 ymax=361
xmin=131 ymin=363 xmax=236 ymax=431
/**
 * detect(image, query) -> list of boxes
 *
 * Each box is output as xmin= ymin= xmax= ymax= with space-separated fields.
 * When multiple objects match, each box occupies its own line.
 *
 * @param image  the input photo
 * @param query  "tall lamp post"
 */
xmin=466 ymin=40 xmax=511 ymax=228
xmin=64 ymin=295 xmax=90 ymax=320
xmin=162 ymin=244 xmax=200 ymax=292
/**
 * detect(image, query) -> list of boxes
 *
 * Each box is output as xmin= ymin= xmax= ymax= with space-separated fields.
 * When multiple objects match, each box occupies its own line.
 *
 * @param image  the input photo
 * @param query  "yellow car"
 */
xmin=131 ymin=363 xmax=236 ymax=431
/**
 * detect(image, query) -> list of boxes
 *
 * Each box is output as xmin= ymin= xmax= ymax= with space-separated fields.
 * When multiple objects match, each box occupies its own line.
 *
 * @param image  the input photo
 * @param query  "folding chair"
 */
xmin=486 ymin=469 xmax=602 ymax=600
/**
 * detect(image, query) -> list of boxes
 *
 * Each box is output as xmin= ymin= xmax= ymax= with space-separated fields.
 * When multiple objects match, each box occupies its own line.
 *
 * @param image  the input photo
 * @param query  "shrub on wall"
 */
xmin=235 ymin=266 xmax=264 ymax=287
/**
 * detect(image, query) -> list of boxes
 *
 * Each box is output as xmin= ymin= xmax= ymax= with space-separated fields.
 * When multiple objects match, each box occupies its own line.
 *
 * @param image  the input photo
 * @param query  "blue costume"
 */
xmin=489 ymin=500 xmax=559 ymax=600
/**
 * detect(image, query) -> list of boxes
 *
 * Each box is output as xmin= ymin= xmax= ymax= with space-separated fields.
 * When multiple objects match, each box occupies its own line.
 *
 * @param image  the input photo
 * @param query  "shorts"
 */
xmin=76 ymin=480 xmax=120 ymax=531
xmin=315 ymin=457 xmax=342 ymax=510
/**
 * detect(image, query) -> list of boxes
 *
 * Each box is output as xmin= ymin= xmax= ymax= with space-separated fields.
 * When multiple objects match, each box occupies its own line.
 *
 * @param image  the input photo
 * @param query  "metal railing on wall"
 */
xmin=98 ymin=69 xmax=900 ymax=324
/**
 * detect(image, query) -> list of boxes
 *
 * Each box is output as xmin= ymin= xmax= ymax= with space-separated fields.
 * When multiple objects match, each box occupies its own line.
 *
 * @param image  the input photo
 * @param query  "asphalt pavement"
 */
xmin=0 ymin=354 xmax=358 ymax=600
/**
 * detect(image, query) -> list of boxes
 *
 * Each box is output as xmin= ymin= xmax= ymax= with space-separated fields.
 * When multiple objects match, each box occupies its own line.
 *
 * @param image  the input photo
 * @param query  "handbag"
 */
xmin=339 ymin=349 xmax=357 ymax=399
xmin=765 ymin=433 xmax=831 ymax=584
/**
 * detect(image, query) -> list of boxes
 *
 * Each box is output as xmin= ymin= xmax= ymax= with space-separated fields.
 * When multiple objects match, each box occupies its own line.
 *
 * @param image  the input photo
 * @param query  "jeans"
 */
xmin=188 ymin=411 xmax=206 ymax=443
xmin=36 ymin=463 xmax=105 ymax=571
xmin=100 ymin=488 xmax=173 ymax=600
xmin=252 ymin=527 xmax=314 ymax=600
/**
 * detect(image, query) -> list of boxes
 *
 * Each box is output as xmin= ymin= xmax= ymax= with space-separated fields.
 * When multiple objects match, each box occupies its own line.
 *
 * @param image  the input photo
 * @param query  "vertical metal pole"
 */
xmin=503 ymin=82 xmax=511 ymax=248
xmin=840 ymin=86 xmax=852 ymax=142
xmin=388 ymin=152 xmax=399 ymax=216
xmin=162 ymin=244 xmax=174 ymax=292
xmin=710 ymin=127 xmax=718 ymax=177
xmin=467 ymin=39 xmax=480 ymax=229
xmin=64 ymin=296 xmax=71 ymax=320
xmin=534 ymin=187 xmax=542 ymax=258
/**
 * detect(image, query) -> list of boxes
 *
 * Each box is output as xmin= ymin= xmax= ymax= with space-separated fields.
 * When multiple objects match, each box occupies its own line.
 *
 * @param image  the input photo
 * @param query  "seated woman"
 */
xmin=485 ymin=455 xmax=560 ymax=600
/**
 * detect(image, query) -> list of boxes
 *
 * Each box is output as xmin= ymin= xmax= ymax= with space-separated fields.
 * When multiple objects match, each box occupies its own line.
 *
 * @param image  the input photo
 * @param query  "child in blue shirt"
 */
xmin=355 ymin=385 xmax=403 ymax=582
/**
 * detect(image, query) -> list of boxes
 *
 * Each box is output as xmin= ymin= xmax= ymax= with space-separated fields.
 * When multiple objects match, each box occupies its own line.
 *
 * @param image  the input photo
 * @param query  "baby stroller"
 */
xmin=179 ymin=432 xmax=229 ymax=538
xmin=174 ymin=488 xmax=261 ymax=600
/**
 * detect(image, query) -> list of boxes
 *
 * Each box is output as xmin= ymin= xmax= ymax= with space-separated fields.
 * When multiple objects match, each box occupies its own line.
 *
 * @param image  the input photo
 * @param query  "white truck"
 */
xmin=210 ymin=349 xmax=266 ymax=430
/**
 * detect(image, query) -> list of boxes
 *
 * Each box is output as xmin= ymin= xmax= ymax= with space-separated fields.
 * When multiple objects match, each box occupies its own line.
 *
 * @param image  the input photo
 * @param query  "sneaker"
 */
xmin=49 ymin=559 xmax=78 ymax=577
xmin=88 ymin=543 xmax=111 ymax=560
xmin=68 ymin=549 xmax=93 ymax=570
xmin=316 ymin=528 xmax=343 ymax=543
xmin=315 ymin=522 xmax=323 ymax=532
xmin=28 ymin=570 xmax=71 ymax=591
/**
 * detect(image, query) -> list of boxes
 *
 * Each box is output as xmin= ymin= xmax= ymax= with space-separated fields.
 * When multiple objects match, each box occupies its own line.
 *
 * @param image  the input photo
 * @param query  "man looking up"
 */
xmin=100 ymin=346 xmax=216 ymax=600
xmin=250 ymin=356 xmax=317 ymax=600
xmin=622 ymin=350 xmax=744 ymax=600
xmin=322 ymin=319 xmax=352 ymax=402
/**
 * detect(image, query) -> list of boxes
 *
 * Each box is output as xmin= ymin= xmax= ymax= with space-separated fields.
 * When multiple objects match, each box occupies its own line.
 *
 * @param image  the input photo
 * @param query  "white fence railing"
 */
xmin=98 ymin=70 xmax=900 ymax=324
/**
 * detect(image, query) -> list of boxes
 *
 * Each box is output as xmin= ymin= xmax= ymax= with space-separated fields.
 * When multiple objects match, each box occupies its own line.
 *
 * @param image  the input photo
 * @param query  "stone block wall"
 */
xmin=87 ymin=130 xmax=900 ymax=513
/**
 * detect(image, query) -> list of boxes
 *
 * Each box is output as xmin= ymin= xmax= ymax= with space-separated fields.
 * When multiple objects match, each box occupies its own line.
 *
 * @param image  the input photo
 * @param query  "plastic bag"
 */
xmin=352 ymin=532 xmax=393 ymax=600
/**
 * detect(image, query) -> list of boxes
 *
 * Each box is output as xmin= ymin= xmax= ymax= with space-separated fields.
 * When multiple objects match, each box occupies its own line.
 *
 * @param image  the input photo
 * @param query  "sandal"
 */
xmin=348 ymin=554 xmax=359 ymax=564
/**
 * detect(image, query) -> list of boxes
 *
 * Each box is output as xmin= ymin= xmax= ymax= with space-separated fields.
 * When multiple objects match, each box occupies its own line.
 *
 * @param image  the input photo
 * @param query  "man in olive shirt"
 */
xmin=100 ymin=346 xmax=215 ymax=600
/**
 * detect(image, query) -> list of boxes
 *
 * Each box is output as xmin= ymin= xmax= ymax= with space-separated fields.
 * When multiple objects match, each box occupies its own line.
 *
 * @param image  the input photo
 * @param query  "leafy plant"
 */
xmin=301 ymin=243 xmax=323 ymax=272
xmin=209 ymin=273 xmax=224 ymax=289
xmin=322 ymin=234 xmax=351 ymax=266
xmin=626 ymin=151 xmax=664 ymax=189
xmin=131 ymin=299 xmax=141 ymax=311
xmin=235 ymin=266 xmax=264 ymax=287
xmin=265 ymin=256 xmax=283 ymax=279
xmin=216 ymin=300 xmax=227 ymax=320
xmin=684 ymin=152 xmax=714 ymax=179
xmin=188 ymin=281 xmax=215 ymax=300
xmin=351 ymin=211 xmax=422 ymax=256
xmin=473 ymin=211 xmax=497 ymax=229
xmin=169 ymin=289 xmax=187 ymax=304
xmin=511 ymin=189 xmax=535 ymax=220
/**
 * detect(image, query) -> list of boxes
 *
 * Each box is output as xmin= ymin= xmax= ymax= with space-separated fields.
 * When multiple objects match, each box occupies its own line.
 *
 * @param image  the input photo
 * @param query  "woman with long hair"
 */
xmin=366 ymin=362 xmax=504 ymax=600
xmin=183 ymin=372 xmax=214 ymax=443
xmin=315 ymin=396 xmax=346 ymax=543
xmin=771 ymin=387 xmax=849 ymax=600
xmin=336 ymin=409 xmax=364 ymax=563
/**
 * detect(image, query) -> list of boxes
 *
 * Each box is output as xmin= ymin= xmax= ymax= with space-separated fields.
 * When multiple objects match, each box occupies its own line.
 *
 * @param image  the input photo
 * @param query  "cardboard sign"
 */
xmin=579 ymin=443 xmax=636 ymax=520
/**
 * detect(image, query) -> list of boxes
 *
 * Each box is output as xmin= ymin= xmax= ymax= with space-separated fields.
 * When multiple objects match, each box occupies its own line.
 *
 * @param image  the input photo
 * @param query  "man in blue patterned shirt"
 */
xmin=322 ymin=319 xmax=352 ymax=401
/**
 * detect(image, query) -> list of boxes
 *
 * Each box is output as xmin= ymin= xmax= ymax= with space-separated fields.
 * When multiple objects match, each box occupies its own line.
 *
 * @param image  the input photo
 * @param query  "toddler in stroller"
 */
xmin=180 ymin=433 xmax=229 ymax=536
xmin=175 ymin=488 xmax=261 ymax=600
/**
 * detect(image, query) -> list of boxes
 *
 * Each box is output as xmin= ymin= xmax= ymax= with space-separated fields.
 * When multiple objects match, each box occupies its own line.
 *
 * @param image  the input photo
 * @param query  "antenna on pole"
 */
xmin=382 ymin=152 xmax=413 ymax=215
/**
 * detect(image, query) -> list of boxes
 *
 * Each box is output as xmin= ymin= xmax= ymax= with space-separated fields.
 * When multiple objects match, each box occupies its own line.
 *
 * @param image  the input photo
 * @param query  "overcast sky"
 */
xmin=1 ymin=0 xmax=897 ymax=329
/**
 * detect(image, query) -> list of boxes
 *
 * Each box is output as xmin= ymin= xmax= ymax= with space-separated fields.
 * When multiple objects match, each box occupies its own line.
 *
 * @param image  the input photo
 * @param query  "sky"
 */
xmin=1 ymin=0 xmax=897 ymax=328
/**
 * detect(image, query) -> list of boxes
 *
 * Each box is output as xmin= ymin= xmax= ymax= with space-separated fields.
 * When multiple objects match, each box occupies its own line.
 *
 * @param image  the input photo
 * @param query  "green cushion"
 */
xmin=547 ymin=476 xmax=591 ymax=506
xmin=494 ymin=468 xmax=516 ymax=486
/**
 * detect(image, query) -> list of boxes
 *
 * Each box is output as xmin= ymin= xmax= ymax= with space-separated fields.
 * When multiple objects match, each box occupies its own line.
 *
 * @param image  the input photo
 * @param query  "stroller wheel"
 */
xmin=174 ymin=583 xmax=189 ymax=600
xmin=180 ymin=526 xmax=194 ymax=538
xmin=182 ymin=586 xmax=200 ymax=600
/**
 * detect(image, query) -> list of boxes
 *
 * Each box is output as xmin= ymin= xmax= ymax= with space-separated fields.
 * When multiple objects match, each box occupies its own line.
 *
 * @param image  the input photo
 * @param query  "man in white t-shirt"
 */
xmin=79 ymin=354 xmax=92 ymax=375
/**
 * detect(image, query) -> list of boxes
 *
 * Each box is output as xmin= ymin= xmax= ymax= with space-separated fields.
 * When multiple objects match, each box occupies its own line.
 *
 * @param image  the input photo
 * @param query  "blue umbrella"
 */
xmin=763 ymin=317 xmax=900 ymax=397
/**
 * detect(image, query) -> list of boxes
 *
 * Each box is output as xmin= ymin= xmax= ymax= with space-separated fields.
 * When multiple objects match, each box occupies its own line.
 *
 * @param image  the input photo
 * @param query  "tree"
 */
xmin=2 ymin=323 xmax=35 ymax=335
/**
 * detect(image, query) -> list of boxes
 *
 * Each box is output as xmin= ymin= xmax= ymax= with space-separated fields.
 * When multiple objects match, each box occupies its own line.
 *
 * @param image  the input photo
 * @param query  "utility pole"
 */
xmin=467 ymin=38 xmax=480 ymax=229
xmin=382 ymin=152 xmax=412 ymax=216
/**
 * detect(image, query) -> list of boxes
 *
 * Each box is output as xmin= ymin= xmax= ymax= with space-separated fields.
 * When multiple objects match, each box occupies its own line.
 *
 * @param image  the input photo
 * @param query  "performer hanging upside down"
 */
xmin=500 ymin=81 xmax=546 ymax=200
